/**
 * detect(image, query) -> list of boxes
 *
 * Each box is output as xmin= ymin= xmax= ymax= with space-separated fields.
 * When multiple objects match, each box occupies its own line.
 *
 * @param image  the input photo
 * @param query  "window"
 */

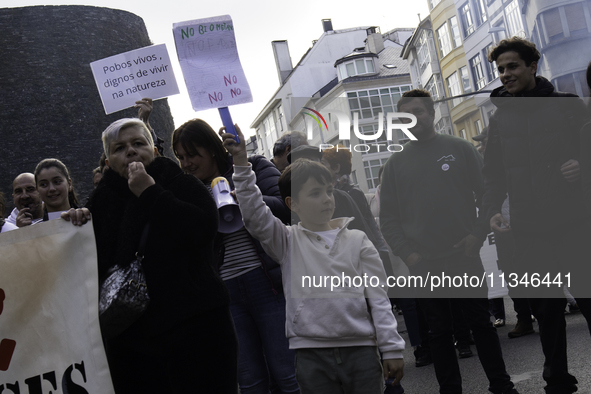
xmin=348 ymin=85 xmax=413 ymax=120
xmin=555 ymin=73 xmax=578 ymax=96
xmin=475 ymin=0 xmax=488 ymax=23
xmin=449 ymin=16 xmax=462 ymax=48
xmin=417 ymin=30 xmax=432 ymax=74
xmin=470 ymin=53 xmax=487 ymax=90
xmin=358 ymin=124 xmax=395 ymax=155
xmin=446 ymin=72 xmax=462 ymax=107
xmin=437 ymin=17 xmax=463 ymax=58
xmin=484 ymin=44 xmax=499 ymax=81
xmin=430 ymin=0 xmax=442 ymax=10
xmin=425 ymin=76 xmax=439 ymax=100
xmin=364 ymin=158 xmax=390 ymax=190
xmin=492 ymin=20 xmax=507 ymax=43
xmin=543 ymin=7 xmax=564 ymax=43
xmin=460 ymin=2 xmax=476 ymax=37
xmin=337 ymin=58 xmax=376 ymax=80
xmin=475 ymin=119 xmax=483 ymax=134
xmin=460 ymin=66 xmax=472 ymax=94
xmin=436 ymin=23 xmax=452 ymax=58
xmin=565 ymin=3 xmax=588 ymax=37
xmin=505 ymin=0 xmax=524 ymax=37
xmin=435 ymin=118 xmax=450 ymax=135
xmin=459 ymin=129 xmax=466 ymax=139
xmin=425 ymin=74 xmax=446 ymax=101
xmin=263 ymin=113 xmax=276 ymax=137
xmin=277 ymin=105 xmax=284 ymax=132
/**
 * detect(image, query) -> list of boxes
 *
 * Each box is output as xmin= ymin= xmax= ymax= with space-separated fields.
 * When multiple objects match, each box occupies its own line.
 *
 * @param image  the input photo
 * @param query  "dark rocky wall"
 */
xmin=0 ymin=5 xmax=176 ymax=213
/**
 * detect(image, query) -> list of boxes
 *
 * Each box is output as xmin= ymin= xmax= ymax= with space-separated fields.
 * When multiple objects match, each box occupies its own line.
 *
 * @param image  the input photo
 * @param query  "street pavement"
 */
xmin=395 ymin=297 xmax=591 ymax=393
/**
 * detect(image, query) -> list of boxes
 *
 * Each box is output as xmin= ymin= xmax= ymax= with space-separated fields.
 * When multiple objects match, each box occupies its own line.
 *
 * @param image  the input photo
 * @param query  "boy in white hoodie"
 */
xmin=221 ymin=127 xmax=404 ymax=393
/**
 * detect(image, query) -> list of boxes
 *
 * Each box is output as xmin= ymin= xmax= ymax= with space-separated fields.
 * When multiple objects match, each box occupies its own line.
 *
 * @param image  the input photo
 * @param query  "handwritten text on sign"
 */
xmin=173 ymin=15 xmax=253 ymax=111
xmin=90 ymin=44 xmax=180 ymax=115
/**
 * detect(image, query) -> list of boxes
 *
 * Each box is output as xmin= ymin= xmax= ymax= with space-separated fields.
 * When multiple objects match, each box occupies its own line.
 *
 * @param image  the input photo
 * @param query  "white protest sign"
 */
xmin=90 ymin=44 xmax=180 ymax=114
xmin=173 ymin=15 xmax=253 ymax=111
xmin=0 ymin=220 xmax=115 ymax=393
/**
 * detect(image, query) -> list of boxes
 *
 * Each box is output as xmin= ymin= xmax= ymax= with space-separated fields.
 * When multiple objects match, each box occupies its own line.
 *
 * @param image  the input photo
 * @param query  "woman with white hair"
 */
xmin=64 ymin=117 xmax=237 ymax=393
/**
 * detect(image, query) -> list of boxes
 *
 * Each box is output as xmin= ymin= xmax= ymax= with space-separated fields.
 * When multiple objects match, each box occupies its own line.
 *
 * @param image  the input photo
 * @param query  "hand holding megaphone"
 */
xmin=211 ymin=177 xmax=244 ymax=233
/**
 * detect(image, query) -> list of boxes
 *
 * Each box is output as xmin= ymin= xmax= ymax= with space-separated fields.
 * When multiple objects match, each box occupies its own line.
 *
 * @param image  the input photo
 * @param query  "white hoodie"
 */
xmin=233 ymin=165 xmax=404 ymax=359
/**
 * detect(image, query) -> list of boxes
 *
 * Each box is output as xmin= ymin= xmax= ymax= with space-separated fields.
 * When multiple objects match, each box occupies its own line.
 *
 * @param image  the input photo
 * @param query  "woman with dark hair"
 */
xmin=34 ymin=158 xmax=79 ymax=220
xmin=63 ymin=117 xmax=237 ymax=392
xmin=172 ymin=119 xmax=298 ymax=394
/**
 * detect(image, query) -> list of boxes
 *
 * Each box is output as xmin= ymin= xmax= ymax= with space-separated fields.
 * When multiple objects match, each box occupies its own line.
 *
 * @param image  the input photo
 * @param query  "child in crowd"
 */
xmin=221 ymin=126 xmax=404 ymax=394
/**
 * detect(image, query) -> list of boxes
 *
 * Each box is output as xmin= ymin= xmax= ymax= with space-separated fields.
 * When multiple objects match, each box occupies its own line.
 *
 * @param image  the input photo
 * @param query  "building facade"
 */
xmin=522 ymin=0 xmax=591 ymax=98
xmin=429 ymin=0 xmax=486 ymax=141
xmin=401 ymin=16 xmax=454 ymax=136
xmin=455 ymin=0 xmax=528 ymax=126
xmin=251 ymin=22 xmax=414 ymax=193
xmin=250 ymin=20 xmax=372 ymax=159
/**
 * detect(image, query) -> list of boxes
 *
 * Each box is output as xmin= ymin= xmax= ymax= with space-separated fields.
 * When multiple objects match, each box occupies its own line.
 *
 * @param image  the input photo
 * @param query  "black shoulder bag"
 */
xmin=98 ymin=223 xmax=151 ymax=338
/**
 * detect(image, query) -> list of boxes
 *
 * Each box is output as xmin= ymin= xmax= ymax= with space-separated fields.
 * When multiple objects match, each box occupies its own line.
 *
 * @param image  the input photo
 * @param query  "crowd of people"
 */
xmin=1 ymin=36 xmax=591 ymax=394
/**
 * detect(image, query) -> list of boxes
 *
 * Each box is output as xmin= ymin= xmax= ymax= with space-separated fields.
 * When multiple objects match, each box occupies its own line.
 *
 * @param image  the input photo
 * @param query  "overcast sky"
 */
xmin=4 ymin=0 xmax=429 ymax=137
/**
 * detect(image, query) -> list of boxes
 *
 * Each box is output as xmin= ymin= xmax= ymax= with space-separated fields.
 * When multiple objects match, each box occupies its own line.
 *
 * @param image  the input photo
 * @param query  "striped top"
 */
xmin=206 ymin=183 xmax=261 ymax=280
xmin=219 ymin=227 xmax=262 ymax=280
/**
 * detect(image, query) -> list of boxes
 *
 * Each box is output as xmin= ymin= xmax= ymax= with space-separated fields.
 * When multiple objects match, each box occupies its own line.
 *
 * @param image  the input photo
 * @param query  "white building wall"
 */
xmin=252 ymin=28 xmax=373 ymax=155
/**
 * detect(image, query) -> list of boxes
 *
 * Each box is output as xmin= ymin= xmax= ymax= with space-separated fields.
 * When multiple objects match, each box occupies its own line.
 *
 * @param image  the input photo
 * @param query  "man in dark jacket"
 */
xmin=380 ymin=89 xmax=517 ymax=394
xmin=482 ymin=37 xmax=591 ymax=394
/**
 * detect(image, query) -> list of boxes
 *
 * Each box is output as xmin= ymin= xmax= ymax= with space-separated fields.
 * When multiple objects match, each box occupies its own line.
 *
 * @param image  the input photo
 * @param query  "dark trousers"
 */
xmin=412 ymin=254 xmax=513 ymax=394
xmin=294 ymin=346 xmax=384 ymax=394
xmin=494 ymin=230 xmax=532 ymax=322
xmin=490 ymin=298 xmax=532 ymax=324
xmin=450 ymin=300 xmax=472 ymax=343
xmin=106 ymin=306 xmax=238 ymax=393
xmin=394 ymin=297 xmax=422 ymax=347
xmin=225 ymin=268 xmax=299 ymax=394
xmin=418 ymin=298 xmax=513 ymax=394
xmin=511 ymin=221 xmax=591 ymax=394
xmin=489 ymin=297 xmax=505 ymax=320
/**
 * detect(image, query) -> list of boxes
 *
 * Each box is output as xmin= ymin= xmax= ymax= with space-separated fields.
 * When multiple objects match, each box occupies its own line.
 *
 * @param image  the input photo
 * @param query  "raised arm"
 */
xmin=135 ymin=98 xmax=153 ymax=132
xmin=221 ymin=126 xmax=290 ymax=263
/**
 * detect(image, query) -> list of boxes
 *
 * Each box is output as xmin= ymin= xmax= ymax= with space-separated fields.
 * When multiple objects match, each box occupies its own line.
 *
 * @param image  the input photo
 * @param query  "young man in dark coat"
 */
xmin=482 ymin=37 xmax=591 ymax=394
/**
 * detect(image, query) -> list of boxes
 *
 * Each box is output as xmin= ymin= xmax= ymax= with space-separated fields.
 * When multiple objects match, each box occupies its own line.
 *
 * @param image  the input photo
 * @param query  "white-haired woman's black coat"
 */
xmin=87 ymin=156 xmax=237 ymax=393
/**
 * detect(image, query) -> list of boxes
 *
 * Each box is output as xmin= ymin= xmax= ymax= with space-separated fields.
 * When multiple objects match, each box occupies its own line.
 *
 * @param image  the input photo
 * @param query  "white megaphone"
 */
xmin=211 ymin=177 xmax=244 ymax=234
